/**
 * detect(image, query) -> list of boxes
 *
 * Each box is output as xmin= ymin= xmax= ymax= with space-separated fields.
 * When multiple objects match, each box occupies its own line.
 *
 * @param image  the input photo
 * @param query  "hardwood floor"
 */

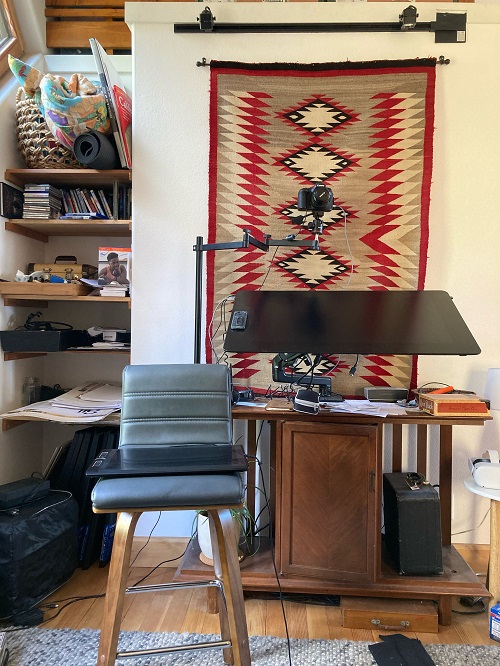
xmin=40 ymin=539 xmax=499 ymax=646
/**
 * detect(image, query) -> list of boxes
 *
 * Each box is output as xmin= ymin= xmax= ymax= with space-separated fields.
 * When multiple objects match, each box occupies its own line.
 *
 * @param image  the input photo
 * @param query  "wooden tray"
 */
xmin=0 ymin=282 xmax=92 ymax=296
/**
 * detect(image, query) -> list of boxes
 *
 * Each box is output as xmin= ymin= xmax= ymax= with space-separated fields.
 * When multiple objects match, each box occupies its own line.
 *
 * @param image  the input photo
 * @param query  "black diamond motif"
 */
xmin=276 ymin=249 xmax=350 ymax=287
xmin=285 ymin=99 xmax=352 ymax=135
xmin=280 ymin=204 xmax=350 ymax=231
xmin=281 ymin=145 xmax=352 ymax=182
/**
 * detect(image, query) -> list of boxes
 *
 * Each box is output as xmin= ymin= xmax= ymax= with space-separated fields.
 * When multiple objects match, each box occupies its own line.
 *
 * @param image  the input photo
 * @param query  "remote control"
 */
xmin=231 ymin=311 xmax=248 ymax=330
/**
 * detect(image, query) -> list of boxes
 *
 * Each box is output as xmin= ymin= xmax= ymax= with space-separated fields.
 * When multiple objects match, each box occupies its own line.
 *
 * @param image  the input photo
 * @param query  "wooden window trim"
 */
xmin=0 ymin=0 xmax=24 ymax=79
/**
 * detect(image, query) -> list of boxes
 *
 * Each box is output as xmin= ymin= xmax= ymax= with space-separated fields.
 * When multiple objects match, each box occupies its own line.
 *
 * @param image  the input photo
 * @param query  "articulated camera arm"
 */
xmin=194 ymin=229 xmax=319 ymax=253
xmin=193 ymin=231 xmax=319 ymax=363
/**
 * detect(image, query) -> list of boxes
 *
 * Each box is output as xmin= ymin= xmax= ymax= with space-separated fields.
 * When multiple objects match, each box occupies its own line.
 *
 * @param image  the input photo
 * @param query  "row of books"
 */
xmin=47 ymin=425 xmax=119 ymax=569
xmin=18 ymin=183 xmax=132 ymax=221
xmin=61 ymin=187 xmax=113 ymax=219
xmin=60 ymin=184 xmax=132 ymax=220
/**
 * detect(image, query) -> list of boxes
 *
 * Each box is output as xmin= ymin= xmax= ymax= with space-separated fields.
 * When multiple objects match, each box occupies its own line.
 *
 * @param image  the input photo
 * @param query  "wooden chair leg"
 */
xmin=97 ymin=511 xmax=141 ymax=666
xmin=210 ymin=509 xmax=251 ymax=666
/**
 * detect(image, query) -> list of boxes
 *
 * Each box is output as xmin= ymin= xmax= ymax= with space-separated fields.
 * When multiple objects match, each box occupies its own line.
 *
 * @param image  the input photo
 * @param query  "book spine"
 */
xmin=90 ymin=189 xmax=105 ymax=217
xmin=112 ymin=180 xmax=119 ymax=219
xmin=97 ymin=189 xmax=113 ymax=219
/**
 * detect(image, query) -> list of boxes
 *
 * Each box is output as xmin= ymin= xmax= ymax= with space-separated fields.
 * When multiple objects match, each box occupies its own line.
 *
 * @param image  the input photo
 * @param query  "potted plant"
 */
xmin=194 ymin=506 xmax=255 ymax=566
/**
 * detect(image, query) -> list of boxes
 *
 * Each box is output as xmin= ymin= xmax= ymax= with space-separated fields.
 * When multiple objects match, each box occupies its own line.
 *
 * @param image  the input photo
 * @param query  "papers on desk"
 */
xmin=319 ymin=399 xmax=408 ymax=417
xmin=1 ymin=381 xmax=121 ymax=423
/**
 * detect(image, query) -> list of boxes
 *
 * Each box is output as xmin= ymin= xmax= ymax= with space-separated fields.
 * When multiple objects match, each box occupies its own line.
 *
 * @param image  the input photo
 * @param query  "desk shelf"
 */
xmin=177 ymin=538 xmax=487 ymax=625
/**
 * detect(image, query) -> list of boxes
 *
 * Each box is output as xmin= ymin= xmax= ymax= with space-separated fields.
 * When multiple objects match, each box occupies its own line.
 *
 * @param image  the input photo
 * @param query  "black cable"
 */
xmin=129 ymin=511 xmax=162 ymax=568
xmin=131 ymin=538 xmax=193 ymax=588
xmin=258 ymin=245 xmax=280 ymax=291
xmin=245 ymin=453 xmax=292 ymax=666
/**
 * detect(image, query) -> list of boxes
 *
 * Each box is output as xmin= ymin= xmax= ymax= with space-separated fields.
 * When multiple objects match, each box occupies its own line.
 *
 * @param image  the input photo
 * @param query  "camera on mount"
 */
xmin=297 ymin=184 xmax=334 ymax=213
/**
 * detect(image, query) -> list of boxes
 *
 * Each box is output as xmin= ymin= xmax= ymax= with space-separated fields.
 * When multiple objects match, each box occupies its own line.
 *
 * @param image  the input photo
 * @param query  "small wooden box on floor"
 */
xmin=341 ymin=597 xmax=439 ymax=633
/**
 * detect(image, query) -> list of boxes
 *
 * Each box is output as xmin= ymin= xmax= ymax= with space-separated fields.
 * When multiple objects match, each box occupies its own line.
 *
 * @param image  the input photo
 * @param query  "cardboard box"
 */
xmin=490 ymin=602 xmax=500 ymax=642
xmin=418 ymin=392 xmax=489 ymax=417
xmin=341 ymin=596 xmax=438 ymax=633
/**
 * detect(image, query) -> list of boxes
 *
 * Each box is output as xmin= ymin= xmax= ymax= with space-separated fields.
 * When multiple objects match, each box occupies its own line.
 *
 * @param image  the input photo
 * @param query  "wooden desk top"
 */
xmin=232 ymin=398 xmax=491 ymax=427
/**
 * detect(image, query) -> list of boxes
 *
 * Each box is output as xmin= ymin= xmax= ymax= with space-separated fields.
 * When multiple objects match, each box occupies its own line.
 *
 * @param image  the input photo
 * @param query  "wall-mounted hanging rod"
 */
xmin=175 ymin=6 xmax=466 ymax=44
xmin=196 ymin=55 xmax=451 ymax=67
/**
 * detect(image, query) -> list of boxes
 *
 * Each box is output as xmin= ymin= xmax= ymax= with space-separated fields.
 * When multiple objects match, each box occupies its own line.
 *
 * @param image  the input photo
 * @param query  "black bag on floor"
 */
xmin=0 ymin=490 xmax=78 ymax=623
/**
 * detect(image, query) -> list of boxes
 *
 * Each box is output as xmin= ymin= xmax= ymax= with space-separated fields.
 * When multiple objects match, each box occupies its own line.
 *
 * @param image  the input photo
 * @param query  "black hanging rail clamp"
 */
xmin=176 ymin=6 xmax=466 ymax=44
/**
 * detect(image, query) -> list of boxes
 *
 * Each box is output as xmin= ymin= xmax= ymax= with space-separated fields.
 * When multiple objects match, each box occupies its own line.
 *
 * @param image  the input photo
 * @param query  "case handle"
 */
xmin=371 ymin=619 xmax=410 ymax=630
xmin=54 ymin=255 xmax=77 ymax=264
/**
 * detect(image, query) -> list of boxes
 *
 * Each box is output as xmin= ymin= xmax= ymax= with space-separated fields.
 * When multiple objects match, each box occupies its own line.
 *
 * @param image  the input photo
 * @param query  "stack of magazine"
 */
xmin=23 ymin=183 xmax=63 ymax=219
xmin=1 ymin=381 xmax=122 ymax=424
xmin=97 ymin=246 xmax=131 ymax=297
xmin=46 ymin=425 xmax=120 ymax=569
xmin=90 ymin=38 xmax=132 ymax=169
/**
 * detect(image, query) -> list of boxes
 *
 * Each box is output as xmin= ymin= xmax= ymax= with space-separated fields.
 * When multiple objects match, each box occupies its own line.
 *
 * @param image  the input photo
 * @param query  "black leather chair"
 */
xmin=91 ymin=364 xmax=251 ymax=666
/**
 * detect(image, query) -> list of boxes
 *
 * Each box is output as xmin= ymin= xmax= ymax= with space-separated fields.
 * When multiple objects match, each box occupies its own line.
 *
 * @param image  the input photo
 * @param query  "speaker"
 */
xmin=383 ymin=473 xmax=443 ymax=575
xmin=364 ymin=387 xmax=409 ymax=402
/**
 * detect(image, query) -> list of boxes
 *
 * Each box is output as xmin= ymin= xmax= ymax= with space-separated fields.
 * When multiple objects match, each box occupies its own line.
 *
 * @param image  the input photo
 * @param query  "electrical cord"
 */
xmin=452 ymin=506 xmax=490 ymax=537
xmin=245 ymin=453 xmax=292 ymax=666
xmin=209 ymin=295 xmax=235 ymax=364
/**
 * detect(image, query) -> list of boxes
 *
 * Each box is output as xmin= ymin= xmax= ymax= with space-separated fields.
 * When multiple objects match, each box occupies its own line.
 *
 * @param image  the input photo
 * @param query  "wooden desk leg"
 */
xmin=489 ymin=499 xmax=500 ymax=609
xmin=437 ymin=595 xmax=452 ymax=626
xmin=439 ymin=425 xmax=453 ymax=546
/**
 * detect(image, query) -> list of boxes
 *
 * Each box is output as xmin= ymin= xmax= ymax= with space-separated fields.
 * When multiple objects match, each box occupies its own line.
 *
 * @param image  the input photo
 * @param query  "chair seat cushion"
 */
xmin=91 ymin=472 xmax=244 ymax=511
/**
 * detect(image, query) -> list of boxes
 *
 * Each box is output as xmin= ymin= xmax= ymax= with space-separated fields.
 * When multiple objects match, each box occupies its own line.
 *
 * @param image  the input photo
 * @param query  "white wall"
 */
xmin=127 ymin=3 xmax=500 ymax=541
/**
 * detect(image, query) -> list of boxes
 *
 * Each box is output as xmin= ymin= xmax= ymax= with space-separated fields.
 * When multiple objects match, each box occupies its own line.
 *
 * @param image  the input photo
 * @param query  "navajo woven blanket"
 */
xmin=207 ymin=59 xmax=436 ymax=396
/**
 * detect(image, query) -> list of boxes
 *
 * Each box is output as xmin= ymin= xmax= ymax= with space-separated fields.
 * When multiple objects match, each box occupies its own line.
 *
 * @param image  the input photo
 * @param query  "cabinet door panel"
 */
xmin=279 ymin=422 xmax=379 ymax=582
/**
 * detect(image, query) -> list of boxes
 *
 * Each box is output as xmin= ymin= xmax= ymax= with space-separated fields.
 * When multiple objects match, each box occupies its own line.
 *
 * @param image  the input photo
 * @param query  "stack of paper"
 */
xmin=2 ymin=382 xmax=121 ymax=424
xmin=319 ymin=400 xmax=408 ymax=418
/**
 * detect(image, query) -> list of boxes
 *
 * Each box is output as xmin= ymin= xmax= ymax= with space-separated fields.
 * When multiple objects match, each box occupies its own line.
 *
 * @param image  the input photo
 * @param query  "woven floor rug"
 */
xmin=5 ymin=628 xmax=500 ymax=665
xmin=208 ymin=59 xmax=436 ymax=396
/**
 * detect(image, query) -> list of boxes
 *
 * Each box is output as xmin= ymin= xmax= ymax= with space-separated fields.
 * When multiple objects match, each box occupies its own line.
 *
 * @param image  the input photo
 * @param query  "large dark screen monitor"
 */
xmin=224 ymin=290 xmax=480 ymax=356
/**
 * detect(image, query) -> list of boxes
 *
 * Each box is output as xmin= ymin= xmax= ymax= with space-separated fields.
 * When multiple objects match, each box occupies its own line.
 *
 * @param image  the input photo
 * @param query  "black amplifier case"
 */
xmin=383 ymin=473 xmax=443 ymax=575
xmin=0 ymin=491 xmax=78 ymax=622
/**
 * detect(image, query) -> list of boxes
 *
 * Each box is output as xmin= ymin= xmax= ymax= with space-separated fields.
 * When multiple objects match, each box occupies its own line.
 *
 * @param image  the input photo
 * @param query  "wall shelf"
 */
xmin=1 ymin=412 xmax=121 ymax=431
xmin=4 ymin=168 xmax=131 ymax=189
xmin=5 ymin=219 xmax=131 ymax=243
xmin=4 ymin=349 xmax=131 ymax=361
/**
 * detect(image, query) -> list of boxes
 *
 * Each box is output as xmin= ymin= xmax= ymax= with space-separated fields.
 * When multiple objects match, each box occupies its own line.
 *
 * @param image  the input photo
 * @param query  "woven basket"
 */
xmin=14 ymin=88 xmax=85 ymax=169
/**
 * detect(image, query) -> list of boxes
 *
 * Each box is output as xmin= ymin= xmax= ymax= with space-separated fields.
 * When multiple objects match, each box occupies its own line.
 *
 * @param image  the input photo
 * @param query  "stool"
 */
xmin=91 ymin=364 xmax=251 ymax=666
xmin=464 ymin=476 xmax=499 ymax=609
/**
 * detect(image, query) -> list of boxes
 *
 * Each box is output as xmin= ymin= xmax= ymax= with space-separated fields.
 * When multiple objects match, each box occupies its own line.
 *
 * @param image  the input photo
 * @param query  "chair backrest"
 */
xmin=119 ymin=364 xmax=233 ymax=451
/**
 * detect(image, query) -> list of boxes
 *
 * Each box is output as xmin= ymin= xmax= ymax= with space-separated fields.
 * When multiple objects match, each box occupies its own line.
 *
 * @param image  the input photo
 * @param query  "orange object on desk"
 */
xmin=428 ymin=385 xmax=454 ymax=394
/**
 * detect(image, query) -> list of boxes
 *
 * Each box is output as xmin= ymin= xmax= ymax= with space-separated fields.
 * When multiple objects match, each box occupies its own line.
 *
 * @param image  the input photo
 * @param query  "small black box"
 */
xmin=383 ymin=472 xmax=443 ymax=575
xmin=0 ymin=329 xmax=89 ymax=352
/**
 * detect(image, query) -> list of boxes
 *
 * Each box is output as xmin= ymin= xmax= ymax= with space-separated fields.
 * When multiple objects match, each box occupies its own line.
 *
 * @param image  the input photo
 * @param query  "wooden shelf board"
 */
xmin=3 ymin=349 xmax=130 ymax=360
xmin=4 ymin=168 xmax=131 ymax=189
xmin=176 ymin=540 xmax=488 ymax=603
xmin=1 ymin=412 xmax=121 ymax=431
xmin=2 ymin=295 xmax=131 ymax=304
xmin=5 ymin=219 xmax=131 ymax=242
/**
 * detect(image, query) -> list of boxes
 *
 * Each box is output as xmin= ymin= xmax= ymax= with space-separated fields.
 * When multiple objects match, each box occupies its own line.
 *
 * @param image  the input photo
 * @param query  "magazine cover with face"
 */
xmin=97 ymin=247 xmax=131 ymax=288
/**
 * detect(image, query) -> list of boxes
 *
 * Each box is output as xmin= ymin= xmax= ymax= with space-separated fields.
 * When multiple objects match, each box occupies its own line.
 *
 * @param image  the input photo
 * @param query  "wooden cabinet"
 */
xmin=277 ymin=421 xmax=379 ymax=582
xmin=176 ymin=406 xmax=490 ymax=626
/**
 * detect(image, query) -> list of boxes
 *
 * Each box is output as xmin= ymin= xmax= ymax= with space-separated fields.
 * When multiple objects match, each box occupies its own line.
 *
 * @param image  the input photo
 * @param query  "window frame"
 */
xmin=0 ymin=0 xmax=24 ymax=79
